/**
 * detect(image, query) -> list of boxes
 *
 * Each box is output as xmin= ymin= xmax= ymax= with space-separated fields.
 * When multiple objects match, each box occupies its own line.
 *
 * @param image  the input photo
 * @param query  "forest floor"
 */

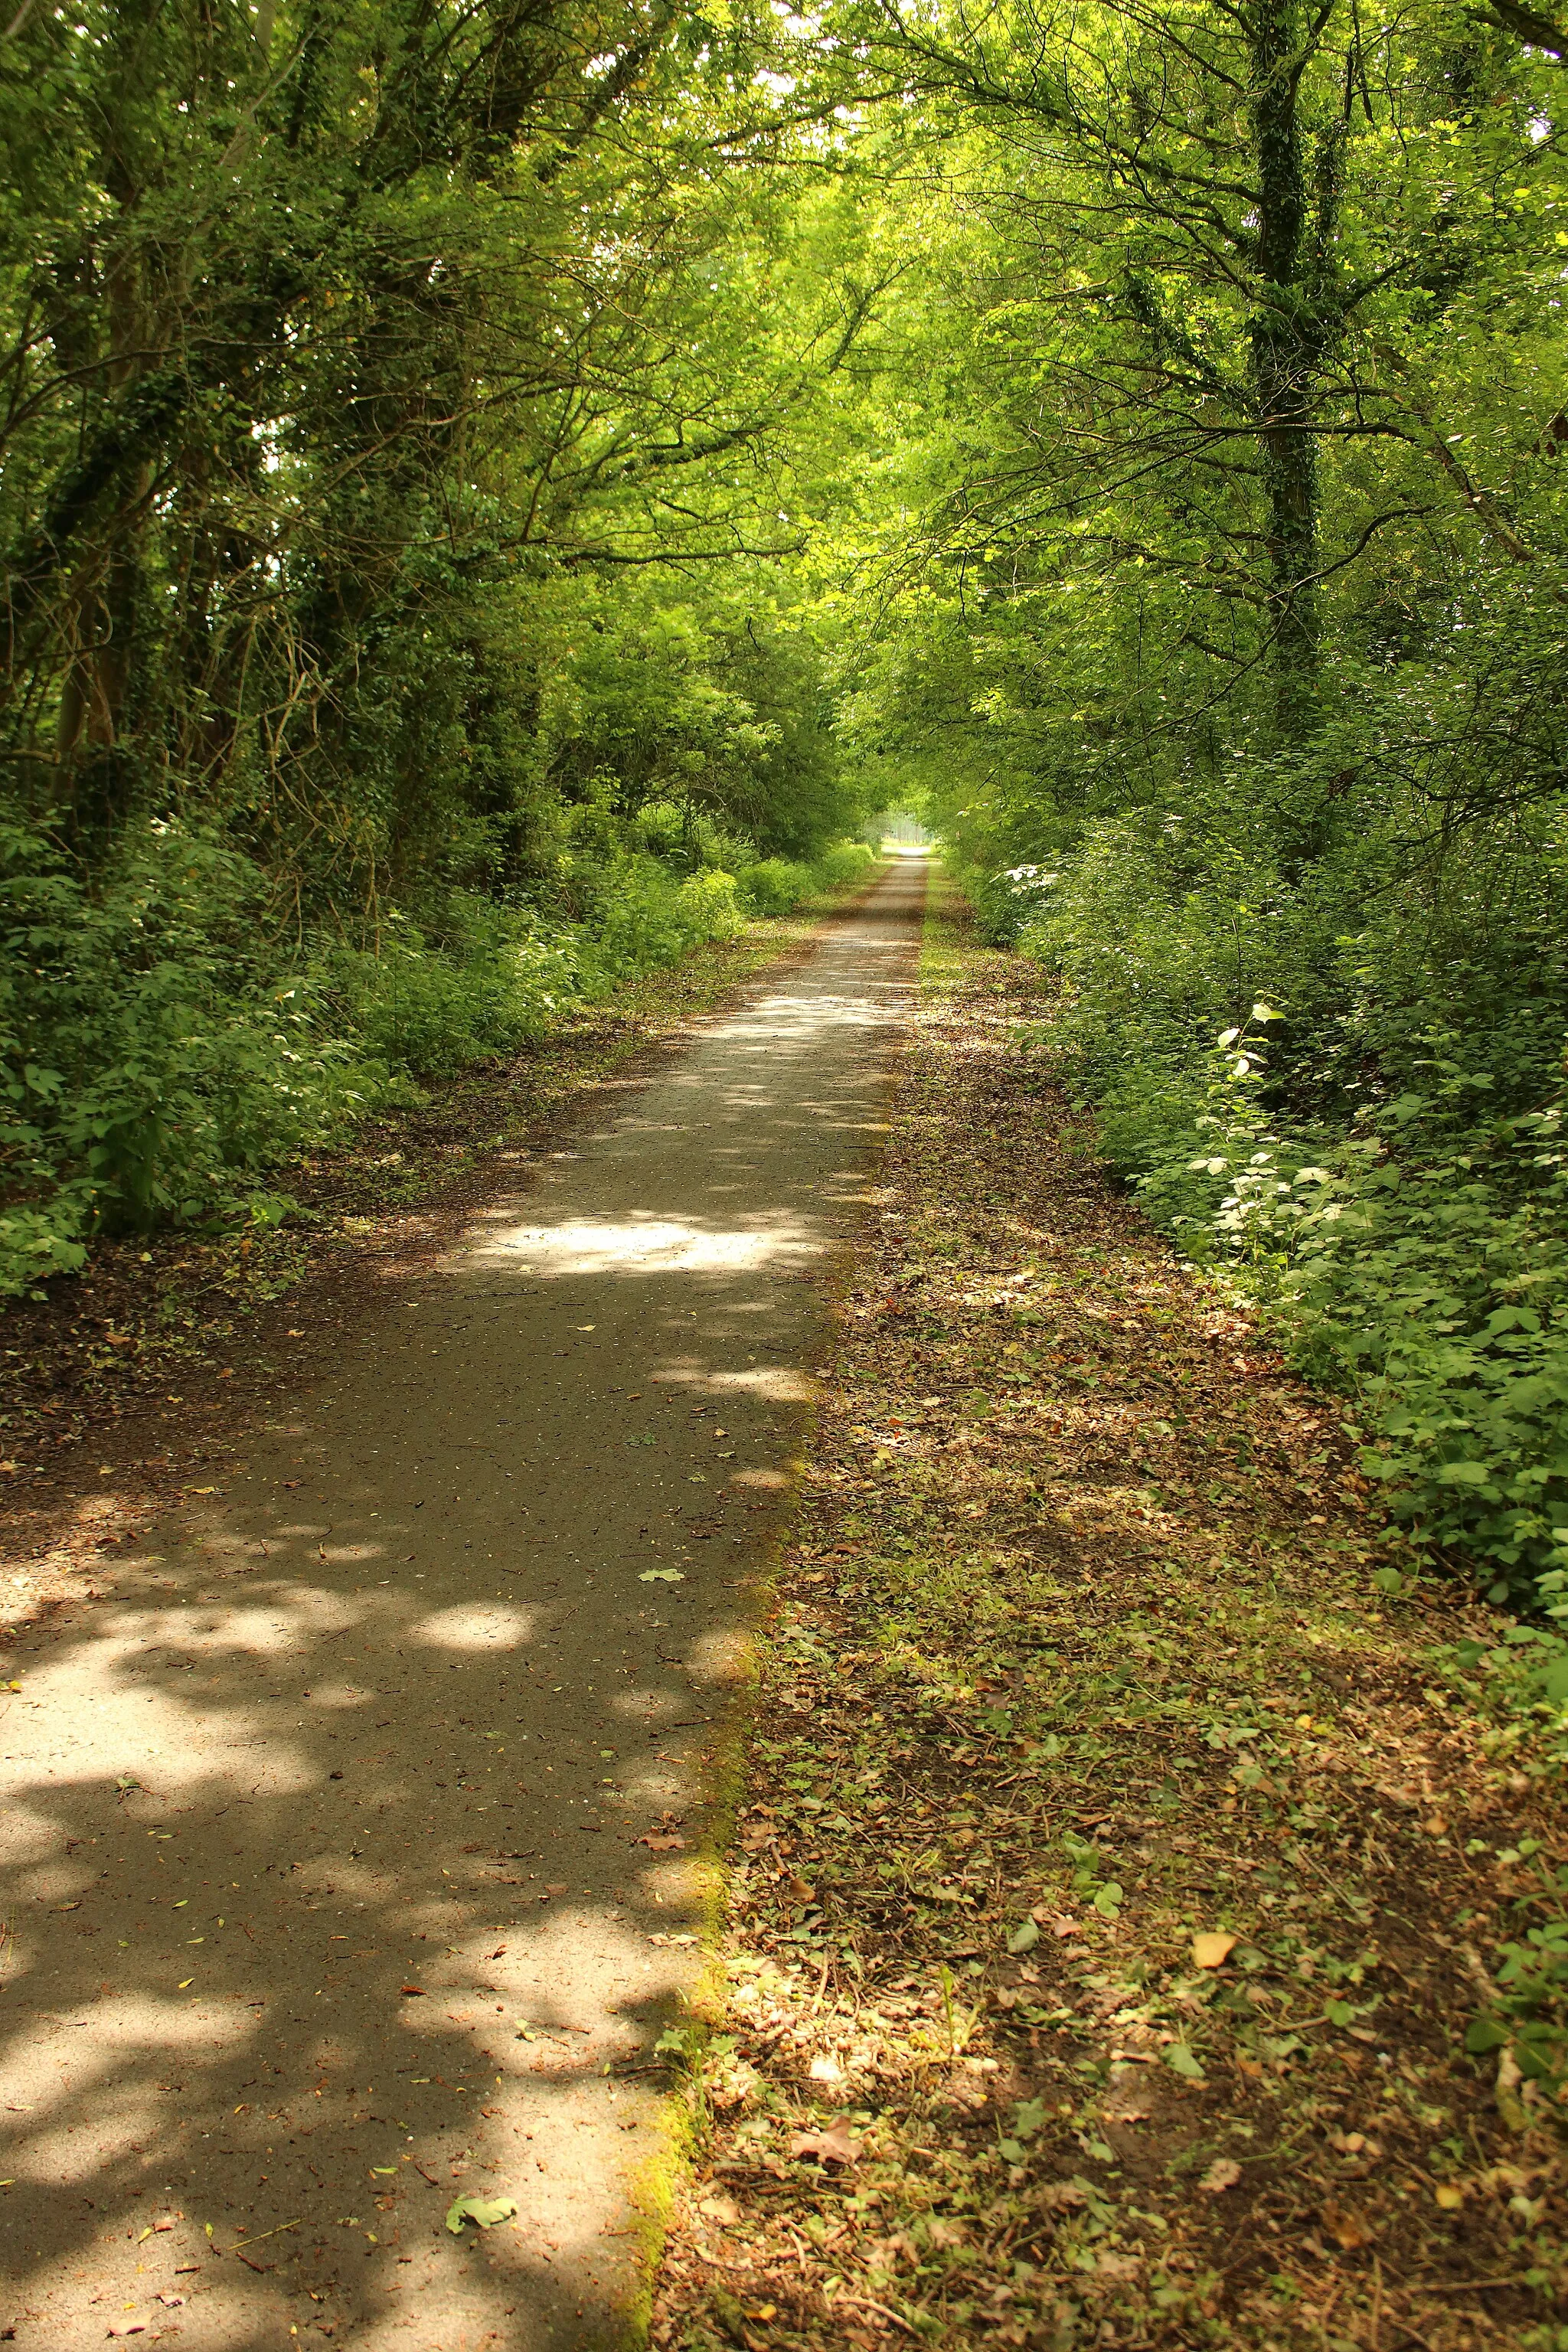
xmin=648 ymin=887 xmax=1568 ymax=2352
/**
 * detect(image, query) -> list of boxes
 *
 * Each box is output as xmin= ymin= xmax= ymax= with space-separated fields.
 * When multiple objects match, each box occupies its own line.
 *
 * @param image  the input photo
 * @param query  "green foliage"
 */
xmin=737 ymin=843 xmax=875 ymax=916
xmin=737 ymin=858 xmax=821 ymax=916
xmin=1458 ymin=1829 xmax=1568 ymax=2109
xmin=1004 ymin=802 xmax=1568 ymax=1602
xmin=0 ymin=0 xmax=899 ymax=1298
xmin=0 ymin=821 xmax=368 ymax=1294
xmin=815 ymin=0 xmax=1568 ymax=1627
xmin=332 ymin=901 xmax=577 ymax=1079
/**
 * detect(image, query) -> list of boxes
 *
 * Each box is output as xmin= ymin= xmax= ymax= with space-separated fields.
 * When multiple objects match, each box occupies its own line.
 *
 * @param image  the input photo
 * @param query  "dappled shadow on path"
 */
xmin=0 ymin=860 xmax=929 ymax=2350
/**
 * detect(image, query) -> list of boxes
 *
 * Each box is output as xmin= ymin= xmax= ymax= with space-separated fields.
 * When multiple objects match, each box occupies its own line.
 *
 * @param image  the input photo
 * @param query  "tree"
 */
xmin=825 ymin=0 xmax=1566 ymax=778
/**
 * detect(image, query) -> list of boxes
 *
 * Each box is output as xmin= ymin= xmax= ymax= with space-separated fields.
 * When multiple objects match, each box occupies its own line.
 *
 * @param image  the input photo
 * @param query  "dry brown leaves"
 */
xmin=650 ymin=895 xmax=1568 ymax=2352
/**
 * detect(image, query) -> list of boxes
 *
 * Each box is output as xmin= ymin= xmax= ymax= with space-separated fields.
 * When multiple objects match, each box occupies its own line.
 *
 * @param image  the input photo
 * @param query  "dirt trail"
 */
xmin=0 ymin=859 xmax=926 ymax=2352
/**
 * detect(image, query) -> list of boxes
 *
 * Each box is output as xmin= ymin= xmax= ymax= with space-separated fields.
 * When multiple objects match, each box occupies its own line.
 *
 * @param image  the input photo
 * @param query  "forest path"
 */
xmin=0 ymin=858 xmax=927 ymax=2352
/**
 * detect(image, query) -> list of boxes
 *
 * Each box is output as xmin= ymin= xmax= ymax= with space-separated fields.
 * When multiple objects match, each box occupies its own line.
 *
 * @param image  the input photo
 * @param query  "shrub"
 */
xmin=736 ymin=858 xmax=819 ymax=915
xmin=812 ymin=841 xmax=878 ymax=890
xmin=735 ymin=841 xmax=876 ymax=915
xmin=1001 ymin=813 xmax=1568 ymax=1604
xmin=0 ymin=821 xmax=372 ymax=1293
xmin=333 ymin=898 xmax=578 ymax=1076
xmin=0 ymin=821 xmax=869 ymax=1303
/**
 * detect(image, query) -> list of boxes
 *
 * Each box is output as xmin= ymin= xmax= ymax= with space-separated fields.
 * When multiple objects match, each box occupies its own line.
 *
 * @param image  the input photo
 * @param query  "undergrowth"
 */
xmin=961 ymin=818 xmax=1568 ymax=1619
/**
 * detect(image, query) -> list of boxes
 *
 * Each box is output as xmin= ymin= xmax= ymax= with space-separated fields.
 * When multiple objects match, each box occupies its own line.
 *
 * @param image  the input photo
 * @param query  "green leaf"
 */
xmin=1011 ymin=2097 xmax=1047 ymax=2140
xmin=1007 ymin=1919 xmax=1040 ymax=1954
xmin=1325 ymin=1999 xmax=1356 ymax=2027
xmin=1464 ymin=2016 xmax=1511 ymax=2055
xmin=445 ymin=2195 xmax=518 ymax=2234
xmin=1092 ymin=1880 xmax=1123 ymax=1919
xmin=1163 ymin=2043 xmax=1205 ymax=2081
xmin=638 ymin=1569 xmax=684 ymax=1583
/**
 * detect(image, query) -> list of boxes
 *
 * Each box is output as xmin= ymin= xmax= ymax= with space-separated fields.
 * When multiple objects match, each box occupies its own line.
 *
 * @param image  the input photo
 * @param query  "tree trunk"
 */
xmin=1248 ymin=0 xmax=1322 ymax=739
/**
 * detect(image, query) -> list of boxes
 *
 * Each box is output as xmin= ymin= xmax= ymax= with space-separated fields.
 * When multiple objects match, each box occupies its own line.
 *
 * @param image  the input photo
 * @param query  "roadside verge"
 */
xmin=648 ymin=883 xmax=1568 ymax=2352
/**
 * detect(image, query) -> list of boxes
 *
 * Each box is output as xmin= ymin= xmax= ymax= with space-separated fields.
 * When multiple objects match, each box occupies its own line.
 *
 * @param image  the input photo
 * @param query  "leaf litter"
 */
xmin=444 ymin=2194 xmax=518 ymax=2235
xmin=650 ymin=897 xmax=1568 ymax=2352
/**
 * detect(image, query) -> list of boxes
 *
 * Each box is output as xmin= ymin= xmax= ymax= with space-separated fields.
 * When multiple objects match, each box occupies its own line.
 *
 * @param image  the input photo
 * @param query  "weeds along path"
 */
xmin=652 ymin=889 xmax=1567 ymax=2352
xmin=0 ymin=859 xmax=926 ymax=2351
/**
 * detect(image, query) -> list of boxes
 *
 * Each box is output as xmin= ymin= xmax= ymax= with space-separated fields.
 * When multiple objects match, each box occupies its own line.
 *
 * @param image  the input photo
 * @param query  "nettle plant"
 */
xmin=1073 ymin=981 xmax=1568 ymax=1605
xmin=1182 ymin=1001 xmax=1326 ymax=1272
xmin=1279 ymin=1090 xmax=1568 ymax=1603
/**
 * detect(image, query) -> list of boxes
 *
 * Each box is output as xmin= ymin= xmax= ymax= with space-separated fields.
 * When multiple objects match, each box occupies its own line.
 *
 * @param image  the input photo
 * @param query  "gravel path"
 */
xmin=0 ymin=858 xmax=926 ymax=2352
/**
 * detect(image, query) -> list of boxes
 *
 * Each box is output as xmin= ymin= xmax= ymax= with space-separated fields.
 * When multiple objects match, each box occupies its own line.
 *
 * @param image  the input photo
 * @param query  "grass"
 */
xmin=648 ymin=884 xmax=1568 ymax=2352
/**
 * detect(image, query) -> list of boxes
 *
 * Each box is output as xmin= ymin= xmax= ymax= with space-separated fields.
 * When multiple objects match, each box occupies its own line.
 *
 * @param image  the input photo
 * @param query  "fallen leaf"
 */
xmin=638 ymin=1833 xmax=686 ymax=1851
xmin=789 ymin=2116 xmax=862 ymax=2164
xmin=1434 ymin=2182 xmax=1465 ymax=2210
xmin=786 ymin=1873 xmax=815 ymax=1903
xmin=400 ymin=1984 xmax=425 ymax=1997
xmin=1162 ymin=2043 xmax=1205 ymax=2081
xmin=1007 ymin=1919 xmax=1040 ymax=1955
xmin=1191 ymin=1932 xmax=1238 ymax=1970
xmin=1200 ymin=2158 xmax=1242 ymax=2194
xmin=639 ymin=1570 xmax=684 ymax=1583
xmin=445 ymin=2194 xmax=518 ymax=2235
xmin=543 ymin=1882 xmax=567 ymax=1896
xmin=1321 ymin=2200 xmax=1373 ymax=2251
xmin=808 ymin=2054 xmax=844 ymax=2082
